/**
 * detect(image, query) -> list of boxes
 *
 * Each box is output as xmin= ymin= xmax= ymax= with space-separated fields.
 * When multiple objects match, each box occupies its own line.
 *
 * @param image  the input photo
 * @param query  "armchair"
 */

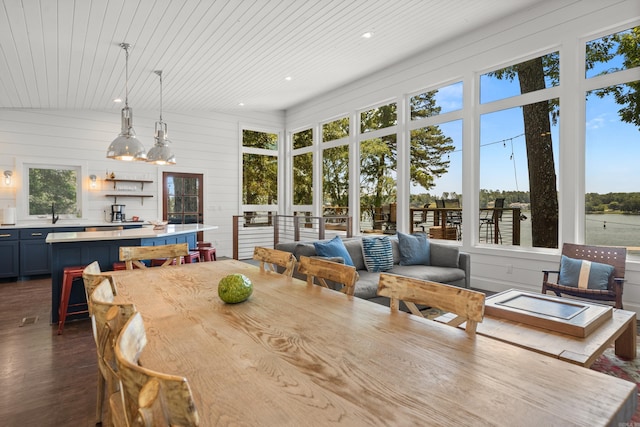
xmin=541 ymin=243 xmax=626 ymax=309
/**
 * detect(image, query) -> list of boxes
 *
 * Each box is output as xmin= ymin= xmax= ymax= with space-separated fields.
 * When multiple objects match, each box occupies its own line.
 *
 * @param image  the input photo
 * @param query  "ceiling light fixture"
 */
xmin=106 ymin=43 xmax=147 ymax=162
xmin=146 ymin=70 xmax=176 ymax=165
xmin=361 ymin=31 xmax=374 ymax=39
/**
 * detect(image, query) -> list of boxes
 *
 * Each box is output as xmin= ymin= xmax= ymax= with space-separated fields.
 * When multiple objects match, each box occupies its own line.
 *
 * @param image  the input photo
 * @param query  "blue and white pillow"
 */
xmin=558 ymin=255 xmax=614 ymax=290
xmin=362 ymin=236 xmax=394 ymax=272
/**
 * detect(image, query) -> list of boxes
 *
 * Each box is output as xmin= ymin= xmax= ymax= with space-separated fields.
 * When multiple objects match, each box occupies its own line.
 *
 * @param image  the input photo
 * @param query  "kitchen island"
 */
xmin=46 ymin=224 xmax=218 ymax=324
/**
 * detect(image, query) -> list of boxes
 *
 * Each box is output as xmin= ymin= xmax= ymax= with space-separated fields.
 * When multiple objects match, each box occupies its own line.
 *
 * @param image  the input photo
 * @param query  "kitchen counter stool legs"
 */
xmin=57 ymin=265 xmax=87 ymax=334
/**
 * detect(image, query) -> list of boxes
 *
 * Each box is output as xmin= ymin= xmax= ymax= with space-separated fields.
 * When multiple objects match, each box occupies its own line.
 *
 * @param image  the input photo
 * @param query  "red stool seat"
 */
xmin=197 ymin=241 xmax=212 ymax=248
xmin=184 ymin=251 xmax=200 ymax=263
xmin=198 ymin=247 xmax=217 ymax=262
xmin=150 ymin=258 xmax=180 ymax=267
xmin=58 ymin=265 xmax=88 ymax=335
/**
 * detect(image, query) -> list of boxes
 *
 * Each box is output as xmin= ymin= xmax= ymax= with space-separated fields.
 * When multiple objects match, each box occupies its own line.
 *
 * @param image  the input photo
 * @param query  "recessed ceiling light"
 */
xmin=361 ymin=32 xmax=374 ymax=39
xmin=238 ymin=102 xmax=245 ymax=106
xmin=285 ymin=76 xmax=292 ymax=81
xmin=113 ymin=98 xmax=122 ymax=103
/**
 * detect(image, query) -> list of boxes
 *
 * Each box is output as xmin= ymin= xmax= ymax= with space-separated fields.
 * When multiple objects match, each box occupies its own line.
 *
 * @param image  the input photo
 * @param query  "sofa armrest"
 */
xmin=458 ymin=251 xmax=471 ymax=289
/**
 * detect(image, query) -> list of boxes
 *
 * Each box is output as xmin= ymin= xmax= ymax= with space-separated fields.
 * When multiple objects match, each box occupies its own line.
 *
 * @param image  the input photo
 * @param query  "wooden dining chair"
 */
xmin=82 ymin=261 xmax=117 ymax=315
xmin=114 ymin=312 xmax=200 ymax=427
xmin=119 ymin=243 xmax=190 ymax=270
xmin=253 ymin=246 xmax=297 ymax=276
xmin=297 ymin=255 xmax=359 ymax=296
xmin=542 ymin=243 xmax=627 ymax=309
xmin=377 ymin=273 xmax=485 ymax=335
xmin=90 ymin=279 xmax=137 ymax=427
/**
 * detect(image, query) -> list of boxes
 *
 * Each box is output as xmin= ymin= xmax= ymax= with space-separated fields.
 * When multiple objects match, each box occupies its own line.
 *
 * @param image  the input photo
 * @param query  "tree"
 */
xmin=242 ymin=130 xmax=278 ymax=206
xmin=488 ymin=54 xmax=559 ymax=248
xmin=359 ymin=95 xmax=455 ymax=210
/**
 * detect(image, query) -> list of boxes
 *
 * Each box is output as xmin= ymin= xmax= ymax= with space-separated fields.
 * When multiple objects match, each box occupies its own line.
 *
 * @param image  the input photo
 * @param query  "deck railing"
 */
xmin=410 ymin=207 xmax=522 ymax=245
xmin=232 ymin=214 xmax=352 ymax=259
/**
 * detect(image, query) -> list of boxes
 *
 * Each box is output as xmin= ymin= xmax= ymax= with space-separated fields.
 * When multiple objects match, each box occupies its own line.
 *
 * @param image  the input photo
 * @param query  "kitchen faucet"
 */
xmin=51 ymin=203 xmax=59 ymax=224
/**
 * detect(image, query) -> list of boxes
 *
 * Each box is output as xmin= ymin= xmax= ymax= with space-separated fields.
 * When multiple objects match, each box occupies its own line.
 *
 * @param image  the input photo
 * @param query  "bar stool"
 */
xmin=150 ymin=257 xmax=181 ymax=267
xmin=184 ymin=251 xmax=200 ymax=263
xmin=57 ymin=265 xmax=88 ymax=335
xmin=197 ymin=247 xmax=217 ymax=262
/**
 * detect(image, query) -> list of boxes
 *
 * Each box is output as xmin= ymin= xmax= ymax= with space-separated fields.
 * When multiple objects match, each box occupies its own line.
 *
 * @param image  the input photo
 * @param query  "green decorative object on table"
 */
xmin=218 ymin=274 xmax=253 ymax=303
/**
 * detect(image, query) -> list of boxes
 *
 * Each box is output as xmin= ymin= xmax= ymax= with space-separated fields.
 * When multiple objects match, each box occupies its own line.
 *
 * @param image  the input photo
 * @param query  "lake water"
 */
xmin=518 ymin=213 xmax=640 ymax=249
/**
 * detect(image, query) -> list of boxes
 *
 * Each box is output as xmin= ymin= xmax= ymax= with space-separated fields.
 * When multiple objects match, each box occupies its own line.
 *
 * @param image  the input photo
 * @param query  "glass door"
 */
xmin=163 ymin=172 xmax=204 ymax=240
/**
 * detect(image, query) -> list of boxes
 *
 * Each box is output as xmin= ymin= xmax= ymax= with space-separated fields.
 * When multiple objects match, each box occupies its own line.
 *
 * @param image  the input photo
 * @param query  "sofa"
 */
xmin=275 ymin=234 xmax=470 ymax=307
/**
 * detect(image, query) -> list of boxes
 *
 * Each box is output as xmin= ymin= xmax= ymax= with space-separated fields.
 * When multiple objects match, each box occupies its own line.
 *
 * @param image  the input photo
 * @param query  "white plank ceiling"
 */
xmin=0 ymin=0 xmax=551 ymax=111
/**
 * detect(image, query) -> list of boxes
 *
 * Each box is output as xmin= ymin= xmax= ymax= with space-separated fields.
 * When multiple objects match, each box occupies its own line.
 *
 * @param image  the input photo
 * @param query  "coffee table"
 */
xmin=439 ymin=290 xmax=636 ymax=367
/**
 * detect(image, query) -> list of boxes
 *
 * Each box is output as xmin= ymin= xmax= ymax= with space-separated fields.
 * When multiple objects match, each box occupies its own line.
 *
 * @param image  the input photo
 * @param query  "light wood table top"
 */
xmin=476 ymin=306 xmax=636 ymax=367
xmin=110 ymin=260 xmax=637 ymax=426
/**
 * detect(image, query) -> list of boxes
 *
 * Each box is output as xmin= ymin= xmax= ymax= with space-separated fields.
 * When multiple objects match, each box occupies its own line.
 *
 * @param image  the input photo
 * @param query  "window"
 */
xmin=480 ymin=51 xmax=559 ymax=104
xmin=584 ymin=25 xmax=640 ymax=253
xmin=322 ymin=117 xmax=349 ymax=143
xmin=480 ymin=52 xmax=560 ymax=248
xmin=586 ymin=25 xmax=639 ymax=78
xmin=242 ymin=129 xmax=279 ymax=225
xmin=293 ymin=128 xmax=313 ymax=149
xmin=361 ymin=102 xmax=397 ymax=133
xmin=411 ymin=81 xmax=463 ymax=119
xmin=480 ymin=99 xmax=559 ymax=248
xmin=24 ymin=164 xmax=83 ymax=219
xmin=293 ymin=152 xmax=313 ymax=205
xmin=408 ymin=82 xmax=463 ymax=239
xmin=360 ymin=133 xmax=397 ymax=234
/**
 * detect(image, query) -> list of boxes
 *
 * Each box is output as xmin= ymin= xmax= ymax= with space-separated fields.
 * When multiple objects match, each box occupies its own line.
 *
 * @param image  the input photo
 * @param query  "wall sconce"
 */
xmin=89 ymin=174 xmax=97 ymax=189
xmin=3 ymin=171 xmax=12 ymax=186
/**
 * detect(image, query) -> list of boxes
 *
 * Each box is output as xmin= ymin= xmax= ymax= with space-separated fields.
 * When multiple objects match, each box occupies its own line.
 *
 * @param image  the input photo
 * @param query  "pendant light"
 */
xmin=146 ymin=70 xmax=176 ymax=165
xmin=106 ymin=43 xmax=147 ymax=161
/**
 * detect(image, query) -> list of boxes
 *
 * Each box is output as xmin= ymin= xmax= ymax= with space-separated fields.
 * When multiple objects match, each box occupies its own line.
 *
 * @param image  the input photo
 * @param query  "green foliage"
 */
xmin=588 ymin=26 xmax=640 ymax=128
xmin=293 ymin=152 xmax=313 ymax=205
xmin=28 ymin=168 xmax=77 ymax=215
xmin=242 ymin=130 xmax=279 ymax=205
xmin=323 ymin=145 xmax=349 ymax=207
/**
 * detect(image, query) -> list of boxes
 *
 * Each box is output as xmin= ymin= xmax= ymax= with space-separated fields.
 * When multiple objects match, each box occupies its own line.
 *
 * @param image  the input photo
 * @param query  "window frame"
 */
xmin=17 ymin=158 xmax=88 ymax=221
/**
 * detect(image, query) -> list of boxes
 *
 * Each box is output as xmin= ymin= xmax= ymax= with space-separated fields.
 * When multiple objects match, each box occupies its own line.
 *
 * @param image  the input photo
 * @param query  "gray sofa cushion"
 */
xmin=343 ymin=239 xmax=366 ymax=270
xmin=430 ymin=242 xmax=459 ymax=268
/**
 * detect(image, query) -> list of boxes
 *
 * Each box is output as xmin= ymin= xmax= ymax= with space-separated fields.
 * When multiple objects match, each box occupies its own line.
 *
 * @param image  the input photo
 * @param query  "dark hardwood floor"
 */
xmin=0 ymin=277 xmax=98 ymax=427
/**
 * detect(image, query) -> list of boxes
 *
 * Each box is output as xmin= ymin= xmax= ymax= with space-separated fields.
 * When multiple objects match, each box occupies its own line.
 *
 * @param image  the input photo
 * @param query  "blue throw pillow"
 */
xmin=362 ymin=236 xmax=394 ymax=272
xmin=558 ymin=255 xmax=614 ymax=290
xmin=313 ymin=236 xmax=354 ymax=266
xmin=397 ymin=232 xmax=430 ymax=266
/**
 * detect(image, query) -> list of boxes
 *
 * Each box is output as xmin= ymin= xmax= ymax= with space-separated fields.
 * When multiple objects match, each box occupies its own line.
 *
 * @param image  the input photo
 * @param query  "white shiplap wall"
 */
xmin=0 ymin=107 xmax=284 ymax=257
xmin=285 ymin=0 xmax=640 ymax=312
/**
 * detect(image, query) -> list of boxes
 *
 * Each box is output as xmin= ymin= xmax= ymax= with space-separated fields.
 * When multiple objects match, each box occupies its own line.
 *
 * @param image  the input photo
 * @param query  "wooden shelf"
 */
xmin=106 ymin=194 xmax=154 ymax=205
xmin=105 ymin=178 xmax=153 ymax=190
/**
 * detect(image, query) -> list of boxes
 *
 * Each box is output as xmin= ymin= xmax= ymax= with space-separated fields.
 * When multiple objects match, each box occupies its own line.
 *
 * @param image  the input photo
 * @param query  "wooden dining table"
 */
xmin=109 ymin=260 xmax=636 ymax=426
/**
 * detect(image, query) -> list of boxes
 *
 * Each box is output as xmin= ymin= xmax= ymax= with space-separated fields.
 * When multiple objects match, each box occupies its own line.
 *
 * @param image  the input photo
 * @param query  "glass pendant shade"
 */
xmin=107 ymin=106 xmax=147 ymax=161
xmin=147 ymin=121 xmax=176 ymax=165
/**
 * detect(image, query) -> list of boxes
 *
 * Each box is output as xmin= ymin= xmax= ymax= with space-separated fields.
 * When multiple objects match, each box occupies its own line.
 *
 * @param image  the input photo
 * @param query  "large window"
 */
xmin=409 ymin=82 xmax=463 ymax=240
xmin=584 ymin=25 xmax=640 ymax=252
xmin=359 ymin=102 xmax=397 ymax=234
xmin=242 ymin=129 xmax=279 ymax=225
xmin=321 ymin=117 xmax=350 ymax=221
xmin=23 ymin=164 xmax=83 ymax=219
xmin=480 ymin=52 xmax=560 ymax=248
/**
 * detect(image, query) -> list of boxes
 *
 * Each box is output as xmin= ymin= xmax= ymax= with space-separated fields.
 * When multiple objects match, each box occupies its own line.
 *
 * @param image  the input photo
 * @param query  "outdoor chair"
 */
xmin=297 ymin=256 xmax=359 ymax=296
xmin=479 ymin=198 xmax=505 ymax=244
xmin=253 ymin=246 xmax=297 ymax=276
xmin=377 ymin=273 xmax=485 ymax=335
xmin=114 ymin=312 xmax=200 ymax=426
xmin=542 ymin=243 xmax=626 ymax=309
